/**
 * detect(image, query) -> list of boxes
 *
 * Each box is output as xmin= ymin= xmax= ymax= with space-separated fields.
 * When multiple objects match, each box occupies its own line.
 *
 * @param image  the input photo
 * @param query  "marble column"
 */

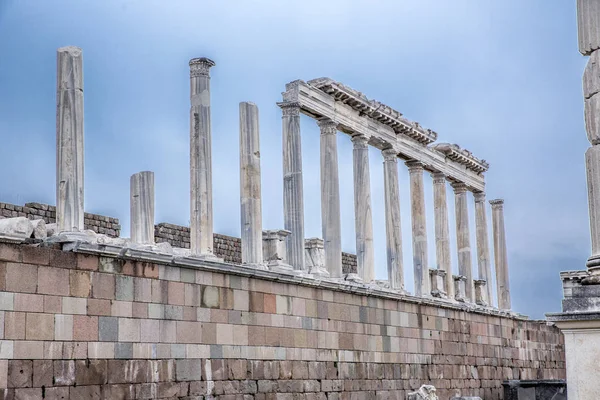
xmin=189 ymin=57 xmax=217 ymax=257
xmin=352 ymin=133 xmax=375 ymax=282
xmin=406 ymin=161 xmax=429 ymax=297
xmin=490 ymin=199 xmax=511 ymax=310
xmin=239 ymin=102 xmax=264 ymax=268
xmin=278 ymin=102 xmax=306 ymax=272
xmin=432 ymin=172 xmax=454 ymax=300
xmin=319 ymin=118 xmax=342 ymax=279
xmin=382 ymin=148 xmax=404 ymax=291
xmin=56 ymin=46 xmax=84 ymax=233
xmin=130 ymin=171 xmax=154 ymax=245
xmin=453 ymin=182 xmax=473 ymax=302
xmin=474 ymin=191 xmax=494 ymax=306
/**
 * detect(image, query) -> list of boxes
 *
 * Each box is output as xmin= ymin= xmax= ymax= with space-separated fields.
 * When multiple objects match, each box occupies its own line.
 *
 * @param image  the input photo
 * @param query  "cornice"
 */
xmin=432 ymin=143 xmax=489 ymax=174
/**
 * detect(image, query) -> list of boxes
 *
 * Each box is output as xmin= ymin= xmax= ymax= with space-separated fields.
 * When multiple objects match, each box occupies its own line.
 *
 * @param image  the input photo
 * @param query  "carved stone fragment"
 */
xmin=407 ymin=384 xmax=439 ymax=400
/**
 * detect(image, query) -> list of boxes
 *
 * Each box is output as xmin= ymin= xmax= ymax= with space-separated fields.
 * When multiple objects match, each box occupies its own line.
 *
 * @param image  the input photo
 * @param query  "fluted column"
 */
xmin=278 ymin=102 xmax=306 ymax=272
xmin=130 ymin=171 xmax=154 ymax=245
xmin=432 ymin=172 xmax=454 ymax=300
xmin=352 ymin=133 xmax=375 ymax=282
xmin=474 ymin=191 xmax=493 ymax=306
xmin=189 ymin=57 xmax=216 ymax=257
xmin=56 ymin=46 xmax=84 ymax=233
xmin=319 ymin=119 xmax=342 ymax=279
xmin=382 ymin=149 xmax=404 ymax=291
xmin=452 ymin=182 xmax=473 ymax=302
xmin=239 ymin=102 xmax=265 ymax=268
xmin=490 ymin=199 xmax=511 ymax=310
xmin=406 ymin=161 xmax=429 ymax=296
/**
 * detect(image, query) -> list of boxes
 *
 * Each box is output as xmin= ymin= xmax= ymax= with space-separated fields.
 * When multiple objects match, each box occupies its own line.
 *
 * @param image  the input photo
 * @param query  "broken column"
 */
xmin=239 ymin=102 xmax=265 ymax=268
xmin=352 ymin=133 xmax=375 ymax=282
xmin=189 ymin=57 xmax=217 ymax=258
xmin=474 ymin=191 xmax=494 ymax=306
xmin=262 ymin=230 xmax=292 ymax=272
xmin=56 ymin=46 xmax=84 ymax=233
xmin=278 ymin=101 xmax=306 ymax=272
xmin=382 ymin=148 xmax=404 ymax=291
xmin=432 ymin=172 xmax=454 ymax=300
xmin=490 ymin=199 xmax=511 ymax=310
xmin=319 ymin=118 xmax=342 ymax=279
xmin=452 ymin=182 xmax=473 ymax=302
xmin=304 ymin=238 xmax=328 ymax=278
xmin=130 ymin=171 xmax=154 ymax=245
xmin=406 ymin=161 xmax=429 ymax=296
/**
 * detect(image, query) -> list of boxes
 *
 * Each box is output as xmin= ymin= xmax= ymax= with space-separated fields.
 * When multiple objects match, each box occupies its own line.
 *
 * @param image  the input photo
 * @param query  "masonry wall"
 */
xmin=0 ymin=241 xmax=565 ymax=400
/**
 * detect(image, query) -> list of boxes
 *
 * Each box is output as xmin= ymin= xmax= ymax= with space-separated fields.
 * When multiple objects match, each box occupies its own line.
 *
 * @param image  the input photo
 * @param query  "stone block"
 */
xmin=227 ymin=359 xmax=247 ymax=380
xmin=13 ymin=294 xmax=43 ymax=313
xmin=44 ymin=387 xmax=70 ymax=399
xmin=118 ymin=318 xmax=140 ymax=342
xmin=0 ymin=293 xmax=13 ymax=311
xmin=202 ymin=286 xmax=220 ymax=308
xmin=140 ymin=319 xmax=160 ymax=342
xmin=25 ymin=313 xmax=54 ymax=340
xmin=8 ymin=360 xmax=32 ymax=388
xmin=62 ymin=297 xmax=86 ymax=315
xmin=4 ymin=312 xmax=25 ymax=339
xmin=69 ymin=270 xmax=91 ymax=297
xmin=37 ymin=267 xmax=69 ymax=296
xmin=116 ymin=275 xmax=134 ymax=301
xmin=176 ymin=359 xmax=202 ymax=381
xmin=111 ymin=301 xmax=133 ymax=317
xmin=115 ymin=343 xmax=133 ymax=359
xmin=6 ymin=263 xmax=37 ymax=293
xmin=75 ymin=360 xmax=107 ymax=386
xmin=12 ymin=388 xmax=43 ymax=399
xmin=32 ymin=360 xmax=53 ymax=387
xmin=91 ymin=272 xmax=115 ymax=299
xmin=87 ymin=299 xmax=111 ymax=316
xmin=70 ymin=385 xmax=102 ymax=398
xmin=168 ymin=281 xmax=185 ymax=305
xmin=73 ymin=315 xmax=98 ymax=341
xmin=77 ymin=254 xmax=99 ymax=271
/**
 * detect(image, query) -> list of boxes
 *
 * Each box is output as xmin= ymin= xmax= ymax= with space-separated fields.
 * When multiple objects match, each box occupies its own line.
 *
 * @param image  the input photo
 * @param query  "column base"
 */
xmin=309 ymin=266 xmax=330 ymax=279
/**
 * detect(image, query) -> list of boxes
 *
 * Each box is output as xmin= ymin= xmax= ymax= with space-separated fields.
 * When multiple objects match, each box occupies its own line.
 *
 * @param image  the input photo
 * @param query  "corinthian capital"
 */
xmin=189 ymin=57 xmax=215 ymax=78
xmin=382 ymin=148 xmax=398 ymax=162
xmin=277 ymin=101 xmax=301 ymax=117
xmin=317 ymin=118 xmax=337 ymax=135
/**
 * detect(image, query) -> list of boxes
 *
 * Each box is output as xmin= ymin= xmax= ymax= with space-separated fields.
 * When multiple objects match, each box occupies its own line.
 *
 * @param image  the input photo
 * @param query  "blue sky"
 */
xmin=0 ymin=1 xmax=589 ymax=319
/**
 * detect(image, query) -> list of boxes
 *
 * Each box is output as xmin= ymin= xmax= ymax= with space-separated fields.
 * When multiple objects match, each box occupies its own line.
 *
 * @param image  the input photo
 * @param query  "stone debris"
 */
xmin=0 ymin=217 xmax=34 ymax=240
xmin=407 ymin=384 xmax=439 ymax=400
xmin=30 ymin=218 xmax=46 ymax=239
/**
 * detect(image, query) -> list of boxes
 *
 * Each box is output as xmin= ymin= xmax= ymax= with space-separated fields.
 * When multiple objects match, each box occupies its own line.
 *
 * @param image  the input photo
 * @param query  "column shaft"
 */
xmin=352 ymin=134 xmax=374 ymax=282
xmin=490 ymin=199 xmax=511 ymax=310
xmin=453 ymin=182 xmax=473 ymax=302
xmin=189 ymin=58 xmax=216 ymax=256
xmin=474 ymin=192 xmax=493 ymax=305
xmin=383 ymin=149 xmax=404 ymax=290
xmin=130 ymin=171 xmax=155 ymax=244
xmin=239 ymin=102 xmax=264 ymax=267
xmin=432 ymin=172 xmax=454 ymax=299
xmin=319 ymin=119 xmax=342 ymax=278
xmin=56 ymin=46 xmax=84 ymax=233
xmin=278 ymin=102 xmax=305 ymax=271
xmin=406 ymin=161 xmax=429 ymax=296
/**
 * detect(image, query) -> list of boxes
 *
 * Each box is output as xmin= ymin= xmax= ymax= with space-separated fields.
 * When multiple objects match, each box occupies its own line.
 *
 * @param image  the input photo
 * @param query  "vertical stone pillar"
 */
xmin=239 ymin=102 xmax=265 ymax=268
xmin=490 ymin=199 xmax=511 ymax=310
xmin=189 ymin=57 xmax=217 ymax=258
xmin=432 ymin=172 xmax=454 ymax=300
xmin=351 ymin=133 xmax=375 ymax=282
xmin=406 ymin=161 xmax=429 ymax=296
xmin=382 ymin=148 xmax=404 ymax=291
xmin=474 ymin=191 xmax=494 ymax=306
xmin=277 ymin=102 xmax=306 ymax=272
xmin=130 ymin=171 xmax=154 ymax=245
xmin=319 ymin=119 xmax=342 ymax=279
xmin=56 ymin=46 xmax=84 ymax=233
xmin=452 ymin=182 xmax=473 ymax=302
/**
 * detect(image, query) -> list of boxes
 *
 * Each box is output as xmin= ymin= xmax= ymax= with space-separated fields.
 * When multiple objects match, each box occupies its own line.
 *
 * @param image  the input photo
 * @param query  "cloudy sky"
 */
xmin=0 ymin=1 xmax=589 ymax=319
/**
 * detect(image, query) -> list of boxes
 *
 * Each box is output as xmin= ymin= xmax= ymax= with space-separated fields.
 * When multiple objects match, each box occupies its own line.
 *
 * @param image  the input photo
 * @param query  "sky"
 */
xmin=0 ymin=1 xmax=589 ymax=319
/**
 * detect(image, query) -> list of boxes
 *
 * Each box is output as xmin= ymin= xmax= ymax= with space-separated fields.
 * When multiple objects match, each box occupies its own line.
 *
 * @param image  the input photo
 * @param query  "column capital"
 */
xmin=489 ymin=198 xmax=504 ymax=208
xmin=451 ymin=182 xmax=468 ymax=194
xmin=317 ymin=118 xmax=337 ymax=135
xmin=277 ymin=101 xmax=301 ymax=117
xmin=405 ymin=160 xmax=425 ymax=172
xmin=189 ymin=57 xmax=215 ymax=77
xmin=351 ymin=133 xmax=369 ymax=148
xmin=473 ymin=191 xmax=486 ymax=203
xmin=431 ymin=172 xmax=446 ymax=184
xmin=382 ymin=148 xmax=398 ymax=162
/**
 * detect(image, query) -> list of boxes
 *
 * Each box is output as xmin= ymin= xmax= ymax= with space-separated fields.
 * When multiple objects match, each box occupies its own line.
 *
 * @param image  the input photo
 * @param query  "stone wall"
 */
xmin=0 ymin=241 xmax=565 ymax=399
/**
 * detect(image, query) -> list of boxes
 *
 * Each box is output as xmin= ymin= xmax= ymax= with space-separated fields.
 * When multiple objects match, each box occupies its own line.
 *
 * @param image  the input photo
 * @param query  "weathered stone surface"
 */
xmin=130 ymin=171 xmax=154 ymax=245
xmin=577 ymin=0 xmax=600 ymax=56
xmin=407 ymin=161 xmax=429 ymax=296
xmin=453 ymin=182 xmax=473 ymax=303
xmin=304 ymin=238 xmax=329 ymax=278
xmin=30 ymin=219 xmax=47 ymax=239
xmin=382 ymin=149 xmax=403 ymax=291
xmin=432 ymin=172 xmax=453 ymax=299
xmin=474 ymin=192 xmax=493 ymax=305
xmin=407 ymin=384 xmax=438 ymax=400
xmin=0 ymin=217 xmax=33 ymax=239
xmin=490 ymin=199 xmax=511 ymax=310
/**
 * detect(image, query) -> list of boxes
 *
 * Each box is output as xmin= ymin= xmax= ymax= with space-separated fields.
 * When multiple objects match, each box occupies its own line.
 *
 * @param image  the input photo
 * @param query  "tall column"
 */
xmin=239 ymin=102 xmax=265 ymax=268
xmin=130 ymin=171 xmax=154 ymax=245
xmin=474 ymin=191 xmax=494 ymax=306
xmin=56 ymin=46 xmax=84 ymax=233
xmin=189 ymin=57 xmax=216 ymax=257
xmin=432 ymin=172 xmax=454 ymax=300
xmin=352 ymin=133 xmax=375 ymax=282
xmin=490 ymin=199 xmax=511 ymax=310
xmin=452 ymin=182 xmax=473 ymax=302
xmin=319 ymin=119 xmax=342 ymax=279
xmin=406 ymin=161 xmax=429 ymax=296
xmin=382 ymin=149 xmax=404 ymax=291
xmin=278 ymin=102 xmax=305 ymax=272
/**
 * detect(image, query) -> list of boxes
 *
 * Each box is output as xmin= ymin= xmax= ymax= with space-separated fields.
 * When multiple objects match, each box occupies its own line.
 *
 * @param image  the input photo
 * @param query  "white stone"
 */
xmin=577 ymin=0 xmax=600 ymax=56
xmin=304 ymin=238 xmax=329 ymax=278
xmin=474 ymin=192 xmax=493 ymax=306
xmin=406 ymin=161 xmax=429 ymax=297
xmin=490 ymin=199 xmax=511 ymax=310
xmin=0 ymin=217 xmax=33 ymax=239
xmin=453 ymin=182 xmax=474 ymax=303
xmin=30 ymin=219 xmax=47 ymax=239
xmin=46 ymin=223 xmax=57 ymax=237
xmin=130 ymin=171 xmax=155 ymax=244
xmin=474 ymin=279 xmax=488 ymax=307
xmin=429 ymin=269 xmax=447 ymax=299
xmin=263 ymin=230 xmax=294 ymax=273
xmin=407 ymin=384 xmax=438 ymax=400
xmin=454 ymin=275 xmax=467 ymax=303
xmin=432 ymin=172 xmax=454 ymax=300
xmin=382 ymin=149 xmax=404 ymax=291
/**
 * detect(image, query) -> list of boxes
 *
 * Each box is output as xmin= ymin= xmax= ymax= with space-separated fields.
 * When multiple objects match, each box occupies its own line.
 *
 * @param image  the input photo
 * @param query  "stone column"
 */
xmin=319 ymin=119 xmax=343 ymax=279
xmin=189 ymin=57 xmax=217 ymax=258
xmin=406 ymin=161 xmax=429 ymax=297
xmin=432 ymin=172 xmax=454 ymax=300
xmin=474 ymin=191 xmax=494 ymax=306
xmin=277 ymin=102 xmax=306 ymax=272
xmin=239 ymin=102 xmax=265 ymax=268
xmin=382 ymin=148 xmax=404 ymax=291
xmin=351 ymin=133 xmax=375 ymax=282
xmin=490 ymin=199 xmax=511 ymax=310
xmin=452 ymin=182 xmax=473 ymax=302
xmin=56 ymin=46 xmax=84 ymax=233
xmin=130 ymin=171 xmax=154 ymax=245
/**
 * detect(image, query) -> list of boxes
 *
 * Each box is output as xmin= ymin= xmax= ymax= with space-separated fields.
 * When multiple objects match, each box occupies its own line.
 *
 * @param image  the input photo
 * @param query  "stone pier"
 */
xmin=432 ymin=172 xmax=454 ymax=300
xmin=407 ymin=161 xmax=429 ymax=296
xmin=56 ymin=46 xmax=84 ymax=233
xmin=490 ymin=199 xmax=510 ymax=310
xmin=130 ymin=171 xmax=154 ymax=245
xmin=239 ymin=102 xmax=264 ymax=268
xmin=474 ymin=191 xmax=493 ymax=305
xmin=382 ymin=148 xmax=404 ymax=291
xmin=453 ymin=182 xmax=473 ymax=302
